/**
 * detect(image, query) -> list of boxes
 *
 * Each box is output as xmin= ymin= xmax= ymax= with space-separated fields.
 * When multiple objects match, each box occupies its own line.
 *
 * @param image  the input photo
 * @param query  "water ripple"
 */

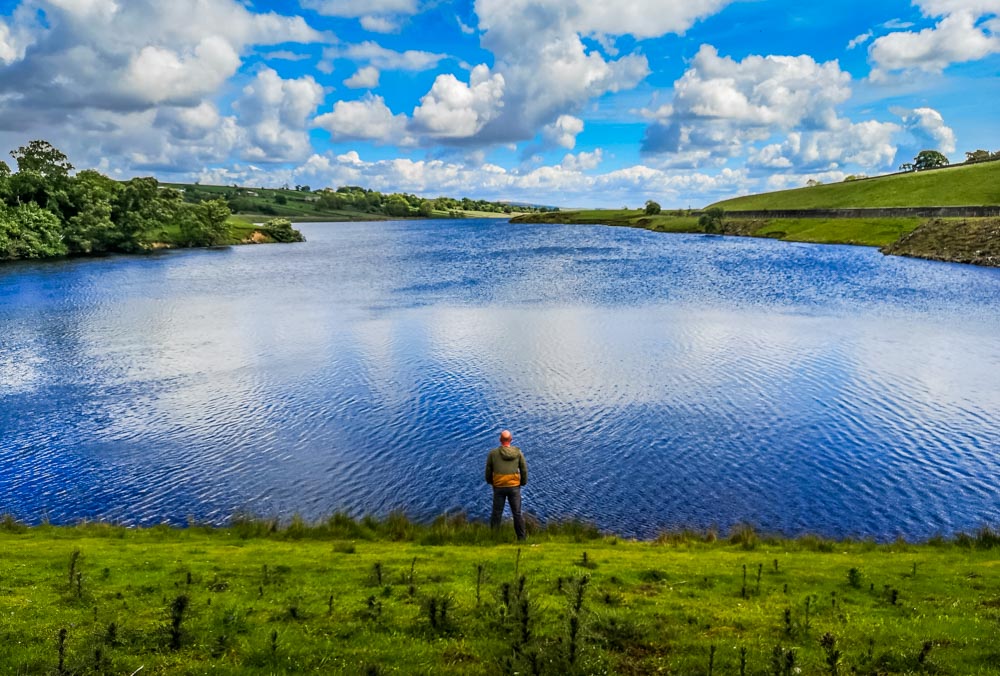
xmin=2 ymin=219 xmax=1000 ymax=537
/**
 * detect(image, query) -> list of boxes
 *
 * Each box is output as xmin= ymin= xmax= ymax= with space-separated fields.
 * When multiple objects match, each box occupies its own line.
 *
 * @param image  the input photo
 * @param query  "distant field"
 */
xmin=710 ymin=161 xmax=1000 ymax=210
xmin=162 ymin=183 xmax=388 ymax=222
xmin=163 ymin=183 xmax=527 ymax=223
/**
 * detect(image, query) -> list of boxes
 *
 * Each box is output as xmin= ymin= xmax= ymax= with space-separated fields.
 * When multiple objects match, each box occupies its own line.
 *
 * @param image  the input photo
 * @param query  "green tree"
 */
xmin=0 ymin=160 xmax=10 ymax=204
xmin=316 ymin=190 xmax=346 ymax=210
xmin=0 ymin=202 xmax=67 ymax=259
xmin=6 ymin=141 xmax=75 ymax=220
xmin=385 ymin=195 xmax=410 ymax=217
xmin=699 ymin=207 xmax=725 ymax=234
xmin=179 ymin=199 xmax=231 ymax=247
xmin=913 ymin=150 xmax=949 ymax=171
xmin=365 ymin=192 xmax=383 ymax=211
xmin=64 ymin=170 xmax=121 ymax=253
xmin=418 ymin=200 xmax=434 ymax=217
xmin=966 ymin=149 xmax=991 ymax=163
xmin=115 ymin=178 xmax=183 ymax=250
xmin=644 ymin=200 xmax=661 ymax=215
xmin=10 ymin=140 xmax=73 ymax=180
xmin=260 ymin=218 xmax=305 ymax=243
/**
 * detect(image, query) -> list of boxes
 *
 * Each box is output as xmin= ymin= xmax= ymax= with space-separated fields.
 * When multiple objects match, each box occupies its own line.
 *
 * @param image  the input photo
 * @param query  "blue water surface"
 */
xmin=2 ymin=219 xmax=999 ymax=539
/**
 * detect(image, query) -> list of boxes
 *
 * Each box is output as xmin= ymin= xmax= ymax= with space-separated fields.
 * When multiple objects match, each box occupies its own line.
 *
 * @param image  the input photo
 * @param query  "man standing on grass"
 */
xmin=485 ymin=429 xmax=528 ymax=540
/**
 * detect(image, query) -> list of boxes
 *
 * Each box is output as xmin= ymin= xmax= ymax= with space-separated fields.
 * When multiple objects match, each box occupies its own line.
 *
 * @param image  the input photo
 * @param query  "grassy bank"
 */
xmin=709 ymin=161 xmax=1000 ymax=211
xmin=3 ymin=516 xmax=1000 ymax=675
xmin=881 ymin=218 xmax=1000 ymax=267
xmin=142 ymin=215 xmax=296 ymax=248
xmin=513 ymin=210 xmax=923 ymax=248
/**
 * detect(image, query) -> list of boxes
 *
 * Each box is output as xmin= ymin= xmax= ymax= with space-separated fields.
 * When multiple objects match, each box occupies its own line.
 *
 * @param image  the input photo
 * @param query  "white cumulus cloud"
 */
xmin=869 ymin=1 xmax=1000 ymax=80
xmin=543 ymin=115 xmax=585 ymax=149
xmin=302 ymin=0 xmax=418 ymax=18
xmin=314 ymin=94 xmax=413 ymax=145
xmin=275 ymin=150 xmax=751 ymax=208
xmin=302 ymin=0 xmax=418 ymax=34
xmin=0 ymin=0 xmax=325 ymax=113
xmin=344 ymin=65 xmax=380 ymax=88
xmin=123 ymin=38 xmax=241 ymax=106
xmin=411 ymin=64 xmax=505 ymax=138
xmin=749 ymin=121 xmax=901 ymax=172
xmin=359 ymin=15 xmax=399 ymax=33
xmin=642 ymin=44 xmax=917 ymax=175
xmin=848 ymin=31 xmax=873 ymax=49
xmin=324 ymin=40 xmax=446 ymax=71
xmin=901 ymin=106 xmax=957 ymax=154
xmin=643 ymin=46 xmax=852 ymax=157
xmin=234 ymin=68 xmax=325 ymax=162
xmin=475 ymin=0 xmax=734 ymax=41
xmin=399 ymin=0 xmax=732 ymax=149
xmin=561 ymin=149 xmax=603 ymax=171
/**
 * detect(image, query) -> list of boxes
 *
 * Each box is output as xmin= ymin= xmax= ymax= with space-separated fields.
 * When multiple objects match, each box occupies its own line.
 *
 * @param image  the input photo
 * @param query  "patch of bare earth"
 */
xmin=881 ymin=218 xmax=1000 ymax=267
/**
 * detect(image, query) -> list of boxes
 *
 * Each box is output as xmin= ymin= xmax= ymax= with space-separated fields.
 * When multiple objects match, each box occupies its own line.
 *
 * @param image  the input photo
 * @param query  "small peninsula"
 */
xmin=0 ymin=140 xmax=306 ymax=262
xmin=0 ymin=140 xmax=551 ymax=263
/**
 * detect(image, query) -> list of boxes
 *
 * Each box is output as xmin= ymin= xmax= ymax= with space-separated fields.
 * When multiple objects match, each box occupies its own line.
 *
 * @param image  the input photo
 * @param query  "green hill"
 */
xmin=710 ymin=161 xmax=1000 ymax=210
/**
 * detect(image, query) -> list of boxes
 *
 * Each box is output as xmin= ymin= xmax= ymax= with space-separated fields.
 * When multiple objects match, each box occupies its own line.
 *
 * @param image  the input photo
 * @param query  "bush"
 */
xmin=260 ymin=218 xmax=305 ymax=243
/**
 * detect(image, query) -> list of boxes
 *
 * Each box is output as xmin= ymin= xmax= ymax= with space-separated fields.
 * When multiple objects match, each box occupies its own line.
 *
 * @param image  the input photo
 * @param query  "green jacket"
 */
xmin=485 ymin=445 xmax=528 ymax=488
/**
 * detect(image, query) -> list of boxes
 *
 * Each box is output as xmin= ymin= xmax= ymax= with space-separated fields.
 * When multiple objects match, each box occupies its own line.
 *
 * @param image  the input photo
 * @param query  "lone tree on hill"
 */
xmin=913 ymin=150 xmax=949 ymax=171
xmin=644 ymin=200 xmax=661 ymax=215
xmin=965 ymin=149 xmax=1000 ymax=163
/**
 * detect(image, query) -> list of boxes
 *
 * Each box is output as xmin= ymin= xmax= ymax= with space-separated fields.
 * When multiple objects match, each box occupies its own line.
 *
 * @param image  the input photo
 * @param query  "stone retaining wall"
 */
xmin=721 ymin=206 xmax=1000 ymax=219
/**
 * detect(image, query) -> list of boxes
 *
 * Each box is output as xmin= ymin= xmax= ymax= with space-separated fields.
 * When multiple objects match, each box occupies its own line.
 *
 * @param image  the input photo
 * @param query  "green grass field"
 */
xmin=710 ymin=161 xmax=1000 ymax=210
xmin=161 ymin=183 xmax=390 ymax=223
xmin=513 ymin=211 xmax=924 ymax=248
xmin=142 ymin=216 xmax=274 ymax=248
xmin=740 ymin=218 xmax=924 ymax=247
xmin=3 ymin=517 xmax=999 ymax=675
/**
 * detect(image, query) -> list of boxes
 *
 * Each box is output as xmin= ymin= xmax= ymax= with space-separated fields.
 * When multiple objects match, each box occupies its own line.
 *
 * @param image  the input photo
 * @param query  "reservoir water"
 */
xmin=2 ymin=219 xmax=999 ymax=539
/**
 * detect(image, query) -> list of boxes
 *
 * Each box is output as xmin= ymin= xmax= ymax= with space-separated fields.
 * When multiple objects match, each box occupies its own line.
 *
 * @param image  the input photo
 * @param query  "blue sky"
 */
xmin=0 ymin=0 xmax=997 ymax=207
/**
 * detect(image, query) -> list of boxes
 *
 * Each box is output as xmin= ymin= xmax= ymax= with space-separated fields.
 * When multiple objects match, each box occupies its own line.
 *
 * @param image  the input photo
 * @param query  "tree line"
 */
xmin=312 ymin=186 xmax=555 ymax=218
xmin=898 ymin=148 xmax=1000 ymax=173
xmin=182 ymin=183 xmax=559 ymax=219
xmin=1 ymin=141 xmax=234 ymax=261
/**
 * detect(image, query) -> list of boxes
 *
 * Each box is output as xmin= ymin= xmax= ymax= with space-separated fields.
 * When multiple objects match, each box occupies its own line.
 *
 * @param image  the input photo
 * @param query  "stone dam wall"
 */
xmin=721 ymin=206 xmax=1000 ymax=219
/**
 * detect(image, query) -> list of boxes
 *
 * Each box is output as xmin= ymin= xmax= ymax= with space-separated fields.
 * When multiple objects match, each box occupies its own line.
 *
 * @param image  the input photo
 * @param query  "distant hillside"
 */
xmin=710 ymin=160 xmax=1000 ymax=210
xmin=165 ymin=183 xmax=551 ymax=222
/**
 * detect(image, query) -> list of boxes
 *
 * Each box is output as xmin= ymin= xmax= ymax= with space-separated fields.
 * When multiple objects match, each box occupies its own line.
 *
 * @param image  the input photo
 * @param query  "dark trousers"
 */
xmin=490 ymin=486 xmax=525 ymax=540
